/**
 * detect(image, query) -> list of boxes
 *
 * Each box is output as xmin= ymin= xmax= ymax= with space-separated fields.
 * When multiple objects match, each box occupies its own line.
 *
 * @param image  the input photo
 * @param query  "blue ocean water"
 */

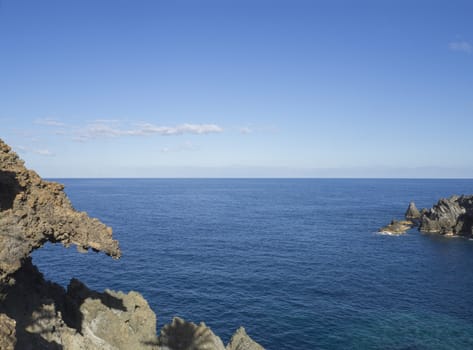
xmin=32 ymin=179 xmax=473 ymax=349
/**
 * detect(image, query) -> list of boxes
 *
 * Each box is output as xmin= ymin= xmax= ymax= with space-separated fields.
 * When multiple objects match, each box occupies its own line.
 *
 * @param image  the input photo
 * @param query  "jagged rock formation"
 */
xmin=0 ymin=139 xmax=264 ymax=349
xmin=420 ymin=195 xmax=473 ymax=236
xmin=381 ymin=196 xmax=473 ymax=238
xmin=0 ymin=258 xmax=158 ymax=349
xmin=405 ymin=201 xmax=421 ymax=220
xmin=0 ymin=139 xmax=120 ymax=289
xmin=226 ymin=327 xmax=264 ymax=350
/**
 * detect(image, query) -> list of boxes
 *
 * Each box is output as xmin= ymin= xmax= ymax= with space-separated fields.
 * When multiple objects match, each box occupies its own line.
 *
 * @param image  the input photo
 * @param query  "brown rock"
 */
xmin=0 ymin=138 xmax=120 ymax=286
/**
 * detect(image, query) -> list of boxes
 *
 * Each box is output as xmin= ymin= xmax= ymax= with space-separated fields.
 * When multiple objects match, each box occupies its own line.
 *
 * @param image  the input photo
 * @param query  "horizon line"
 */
xmin=44 ymin=177 xmax=473 ymax=180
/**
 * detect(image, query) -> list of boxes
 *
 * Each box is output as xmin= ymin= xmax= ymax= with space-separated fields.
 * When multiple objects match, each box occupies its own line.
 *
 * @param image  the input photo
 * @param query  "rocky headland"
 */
xmin=380 ymin=196 xmax=473 ymax=237
xmin=0 ymin=139 xmax=264 ymax=349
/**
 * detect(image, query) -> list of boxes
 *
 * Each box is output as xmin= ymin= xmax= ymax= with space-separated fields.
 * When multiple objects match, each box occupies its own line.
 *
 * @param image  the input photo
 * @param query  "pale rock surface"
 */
xmin=226 ymin=327 xmax=264 ymax=350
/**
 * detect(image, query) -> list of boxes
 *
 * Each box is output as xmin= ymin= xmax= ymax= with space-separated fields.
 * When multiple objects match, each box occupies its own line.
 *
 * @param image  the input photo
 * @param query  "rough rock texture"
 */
xmin=159 ymin=317 xmax=226 ymax=350
xmin=0 ymin=139 xmax=120 ymax=287
xmin=381 ymin=195 xmax=473 ymax=238
xmin=0 ymin=139 xmax=264 ymax=349
xmin=0 ymin=313 xmax=16 ymax=350
xmin=378 ymin=220 xmax=414 ymax=235
xmin=0 ymin=258 xmax=158 ymax=349
xmin=405 ymin=201 xmax=421 ymax=220
xmin=420 ymin=195 xmax=473 ymax=236
xmin=226 ymin=327 xmax=264 ymax=350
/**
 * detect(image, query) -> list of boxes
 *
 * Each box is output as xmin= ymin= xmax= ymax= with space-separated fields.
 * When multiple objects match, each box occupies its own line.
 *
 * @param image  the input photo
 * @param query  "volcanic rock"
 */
xmin=0 ymin=258 xmax=158 ymax=349
xmin=0 ymin=138 xmax=264 ymax=349
xmin=405 ymin=201 xmax=421 ymax=220
xmin=0 ymin=139 xmax=120 ymax=287
xmin=420 ymin=195 xmax=473 ymax=236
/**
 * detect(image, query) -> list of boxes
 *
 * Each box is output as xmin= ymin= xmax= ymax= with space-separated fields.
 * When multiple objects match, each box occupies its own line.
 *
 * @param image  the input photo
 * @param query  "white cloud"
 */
xmin=449 ymin=41 xmax=472 ymax=54
xmin=35 ymin=118 xmax=65 ymax=127
xmin=33 ymin=149 xmax=54 ymax=156
xmin=74 ymin=121 xmax=224 ymax=141
xmin=15 ymin=145 xmax=55 ymax=156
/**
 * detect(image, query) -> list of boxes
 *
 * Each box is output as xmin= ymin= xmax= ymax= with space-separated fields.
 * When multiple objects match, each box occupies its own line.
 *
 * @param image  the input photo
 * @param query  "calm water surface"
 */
xmin=33 ymin=179 xmax=473 ymax=349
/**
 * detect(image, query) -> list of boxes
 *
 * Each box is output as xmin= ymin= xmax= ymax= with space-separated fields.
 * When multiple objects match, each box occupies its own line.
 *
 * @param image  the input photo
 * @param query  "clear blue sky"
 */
xmin=1 ymin=0 xmax=472 ymax=177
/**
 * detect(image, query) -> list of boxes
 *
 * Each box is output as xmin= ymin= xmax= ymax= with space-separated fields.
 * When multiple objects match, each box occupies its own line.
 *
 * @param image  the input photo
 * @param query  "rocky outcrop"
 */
xmin=419 ymin=195 xmax=473 ymax=236
xmin=226 ymin=327 xmax=264 ymax=350
xmin=381 ymin=196 xmax=473 ymax=238
xmin=0 ymin=258 xmax=159 ymax=350
xmin=0 ymin=138 xmax=264 ymax=349
xmin=405 ymin=201 xmax=421 ymax=220
xmin=0 ymin=139 xmax=120 ymax=288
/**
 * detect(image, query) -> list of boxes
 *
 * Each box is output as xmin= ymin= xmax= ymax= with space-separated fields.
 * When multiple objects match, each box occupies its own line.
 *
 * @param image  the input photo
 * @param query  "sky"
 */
xmin=1 ymin=0 xmax=473 ymax=178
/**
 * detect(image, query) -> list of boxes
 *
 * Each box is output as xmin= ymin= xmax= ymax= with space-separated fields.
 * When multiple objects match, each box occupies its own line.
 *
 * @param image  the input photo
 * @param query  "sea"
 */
xmin=32 ymin=179 xmax=473 ymax=350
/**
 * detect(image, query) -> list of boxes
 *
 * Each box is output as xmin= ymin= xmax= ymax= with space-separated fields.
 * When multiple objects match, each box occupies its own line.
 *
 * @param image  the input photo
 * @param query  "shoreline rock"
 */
xmin=0 ymin=138 xmax=264 ymax=349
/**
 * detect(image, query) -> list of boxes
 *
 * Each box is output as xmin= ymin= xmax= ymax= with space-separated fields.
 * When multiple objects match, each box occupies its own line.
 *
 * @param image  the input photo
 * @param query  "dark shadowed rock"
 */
xmin=159 ymin=317 xmax=226 ymax=350
xmin=0 ymin=259 xmax=158 ymax=349
xmin=405 ymin=201 xmax=421 ymax=220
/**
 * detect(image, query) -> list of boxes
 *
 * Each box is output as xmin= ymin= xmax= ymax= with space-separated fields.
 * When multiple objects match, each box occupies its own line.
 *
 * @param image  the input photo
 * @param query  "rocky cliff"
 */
xmin=0 ymin=139 xmax=264 ymax=349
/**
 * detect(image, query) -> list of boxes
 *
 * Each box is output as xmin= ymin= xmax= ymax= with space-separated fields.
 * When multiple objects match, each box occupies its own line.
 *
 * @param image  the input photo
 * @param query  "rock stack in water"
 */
xmin=380 ymin=196 xmax=473 ymax=238
xmin=0 ymin=139 xmax=264 ymax=349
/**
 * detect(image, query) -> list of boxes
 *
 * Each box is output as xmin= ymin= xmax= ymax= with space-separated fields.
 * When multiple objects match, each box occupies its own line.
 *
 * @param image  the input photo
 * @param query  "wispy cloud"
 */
xmin=449 ymin=40 xmax=472 ymax=54
xmin=74 ymin=121 xmax=224 ymax=141
xmin=35 ymin=118 xmax=65 ymax=127
xmin=33 ymin=149 xmax=55 ymax=156
xmin=15 ymin=145 xmax=55 ymax=156
xmin=239 ymin=126 xmax=253 ymax=134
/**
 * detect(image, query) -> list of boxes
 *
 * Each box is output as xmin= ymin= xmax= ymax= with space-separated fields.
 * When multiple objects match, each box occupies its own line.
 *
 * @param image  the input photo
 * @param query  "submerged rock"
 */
xmin=379 ymin=220 xmax=413 ymax=235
